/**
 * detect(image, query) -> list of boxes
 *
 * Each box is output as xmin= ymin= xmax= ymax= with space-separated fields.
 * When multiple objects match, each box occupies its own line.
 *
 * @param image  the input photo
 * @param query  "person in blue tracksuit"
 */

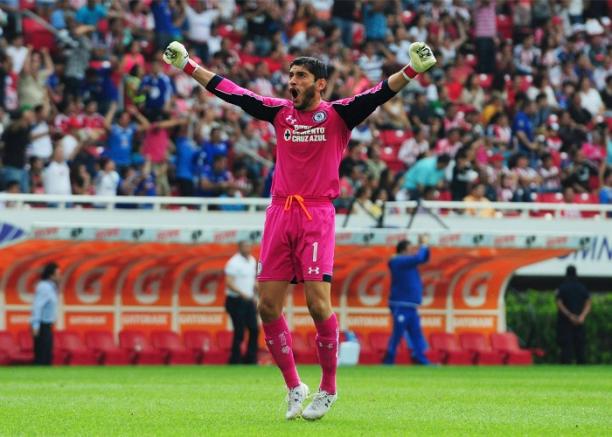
xmin=384 ymin=235 xmax=431 ymax=365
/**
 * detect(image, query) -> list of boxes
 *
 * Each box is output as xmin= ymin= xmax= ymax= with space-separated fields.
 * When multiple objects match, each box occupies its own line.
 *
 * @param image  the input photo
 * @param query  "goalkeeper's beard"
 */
xmin=294 ymin=84 xmax=316 ymax=111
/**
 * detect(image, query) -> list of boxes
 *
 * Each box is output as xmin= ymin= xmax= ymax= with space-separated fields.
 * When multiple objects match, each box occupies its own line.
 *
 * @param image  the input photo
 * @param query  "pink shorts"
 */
xmin=258 ymin=196 xmax=335 ymax=283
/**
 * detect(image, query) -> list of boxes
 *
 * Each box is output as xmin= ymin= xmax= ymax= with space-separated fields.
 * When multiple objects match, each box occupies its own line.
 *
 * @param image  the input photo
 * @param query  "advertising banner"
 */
xmin=0 ymin=240 xmax=570 ymax=338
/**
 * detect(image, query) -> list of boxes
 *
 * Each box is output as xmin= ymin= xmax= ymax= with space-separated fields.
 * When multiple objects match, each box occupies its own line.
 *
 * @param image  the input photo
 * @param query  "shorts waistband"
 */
xmin=271 ymin=195 xmax=332 ymax=206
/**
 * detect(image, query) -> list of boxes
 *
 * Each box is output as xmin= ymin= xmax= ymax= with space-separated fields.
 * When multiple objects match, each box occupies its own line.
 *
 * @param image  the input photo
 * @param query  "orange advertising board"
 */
xmin=0 ymin=240 xmax=570 ymax=338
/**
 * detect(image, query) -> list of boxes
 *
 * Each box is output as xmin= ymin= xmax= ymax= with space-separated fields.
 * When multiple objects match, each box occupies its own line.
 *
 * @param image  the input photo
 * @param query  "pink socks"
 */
xmin=314 ymin=313 xmax=339 ymax=394
xmin=263 ymin=315 xmax=300 ymax=389
xmin=263 ymin=313 xmax=339 ymax=394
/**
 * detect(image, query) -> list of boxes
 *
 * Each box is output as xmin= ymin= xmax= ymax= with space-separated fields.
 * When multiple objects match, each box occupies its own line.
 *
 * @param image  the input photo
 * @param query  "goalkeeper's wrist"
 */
xmin=401 ymin=65 xmax=418 ymax=81
xmin=183 ymin=58 xmax=199 ymax=76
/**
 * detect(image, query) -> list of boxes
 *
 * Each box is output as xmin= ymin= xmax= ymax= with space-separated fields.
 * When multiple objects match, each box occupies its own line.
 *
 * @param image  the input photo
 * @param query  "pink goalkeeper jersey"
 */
xmin=206 ymin=76 xmax=396 ymax=198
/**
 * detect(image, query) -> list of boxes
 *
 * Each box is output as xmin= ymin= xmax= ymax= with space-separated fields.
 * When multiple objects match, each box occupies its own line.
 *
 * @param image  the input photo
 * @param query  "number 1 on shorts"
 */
xmin=312 ymin=241 xmax=318 ymax=262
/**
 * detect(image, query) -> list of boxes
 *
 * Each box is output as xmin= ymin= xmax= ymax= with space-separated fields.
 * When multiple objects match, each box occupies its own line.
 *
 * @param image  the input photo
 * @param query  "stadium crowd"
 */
xmin=0 ymin=0 xmax=611 ymax=215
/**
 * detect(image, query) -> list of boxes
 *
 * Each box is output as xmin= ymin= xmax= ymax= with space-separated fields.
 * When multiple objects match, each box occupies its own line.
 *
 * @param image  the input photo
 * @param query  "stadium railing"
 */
xmin=1 ymin=194 xmax=611 ymax=219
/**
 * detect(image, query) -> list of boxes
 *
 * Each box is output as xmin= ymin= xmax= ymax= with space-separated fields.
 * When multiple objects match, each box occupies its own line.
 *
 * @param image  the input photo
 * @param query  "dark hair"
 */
xmin=566 ymin=265 xmax=577 ymax=278
xmin=5 ymin=180 xmax=20 ymax=191
xmin=396 ymin=239 xmax=410 ymax=254
xmin=41 ymin=262 xmax=59 ymax=280
xmin=99 ymin=157 xmax=111 ymax=170
xmin=437 ymin=154 xmax=451 ymax=165
xmin=289 ymin=57 xmax=328 ymax=80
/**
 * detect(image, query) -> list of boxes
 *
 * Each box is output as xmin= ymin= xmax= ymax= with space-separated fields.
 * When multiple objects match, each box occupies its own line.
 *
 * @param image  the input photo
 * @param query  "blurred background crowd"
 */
xmin=0 ymin=0 xmax=610 ymax=216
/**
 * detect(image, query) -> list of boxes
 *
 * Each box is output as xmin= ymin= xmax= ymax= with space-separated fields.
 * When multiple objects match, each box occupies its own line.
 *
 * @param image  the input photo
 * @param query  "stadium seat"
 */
xmin=214 ymin=330 xmax=267 ymax=365
xmin=151 ymin=331 xmax=196 ymax=365
xmin=0 ymin=331 xmax=33 ymax=365
xmin=478 ymin=74 xmax=493 ymax=89
xmin=429 ymin=333 xmax=472 ymax=365
xmin=531 ymin=192 xmax=562 ymax=217
xmin=291 ymin=332 xmax=318 ymax=364
xmin=368 ymin=331 xmax=411 ymax=364
xmin=490 ymin=333 xmax=533 ymax=365
xmin=183 ymin=331 xmax=214 ymax=364
xmin=379 ymin=129 xmax=412 ymax=148
xmin=458 ymin=333 xmax=504 ymax=365
xmin=55 ymin=331 xmax=99 ymax=365
xmin=574 ymin=192 xmax=600 ymax=218
xmin=353 ymin=332 xmax=379 ymax=365
xmin=119 ymin=330 xmax=166 ymax=365
xmin=85 ymin=331 xmax=132 ymax=365
xmin=496 ymin=14 xmax=513 ymax=40
xmin=213 ymin=331 xmax=237 ymax=364
xmin=19 ymin=330 xmax=65 ymax=365
xmin=17 ymin=330 xmax=33 ymax=355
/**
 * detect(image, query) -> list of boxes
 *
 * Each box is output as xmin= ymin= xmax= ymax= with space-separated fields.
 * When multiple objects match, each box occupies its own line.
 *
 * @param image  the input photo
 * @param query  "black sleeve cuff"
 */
xmin=205 ymin=75 xmax=223 ymax=93
xmin=382 ymin=79 xmax=398 ymax=97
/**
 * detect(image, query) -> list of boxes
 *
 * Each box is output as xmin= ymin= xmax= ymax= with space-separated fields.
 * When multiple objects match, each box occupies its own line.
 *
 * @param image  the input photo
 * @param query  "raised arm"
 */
xmin=333 ymin=42 xmax=436 ymax=130
xmin=391 ymin=246 xmax=430 ymax=269
xmin=162 ymin=42 xmax=286 ymax=123
xmin=387 ymin=43 xmax=436 ymax=92
xmin=127 ymin=106 xmax=151 ymax=131
xmin=104 ymin=101 xmax=117 ymax=131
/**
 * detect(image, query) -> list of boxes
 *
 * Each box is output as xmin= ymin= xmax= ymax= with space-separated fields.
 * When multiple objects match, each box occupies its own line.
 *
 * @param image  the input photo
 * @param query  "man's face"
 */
xmin=214 ymin=157 xmax=227 ymax=170
xmin=288 ymin=65 xmax=323 ymax=110
xmin=239 ymin=242 xmax=252 ymax=257
xmin=52 ymin=268 xmax=61 ymax=282
xmin=119 ymin=112 xmax=131 ymax=126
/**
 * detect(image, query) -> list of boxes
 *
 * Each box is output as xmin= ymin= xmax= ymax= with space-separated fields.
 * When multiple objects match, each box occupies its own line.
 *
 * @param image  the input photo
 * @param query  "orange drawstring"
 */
xmin=283 ymin=195 xmax=313 ymax=220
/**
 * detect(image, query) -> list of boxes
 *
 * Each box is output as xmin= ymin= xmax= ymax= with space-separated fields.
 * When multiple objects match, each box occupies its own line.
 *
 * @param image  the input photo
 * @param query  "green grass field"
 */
xmin=0 ymin=365 xmax=610 ymax=436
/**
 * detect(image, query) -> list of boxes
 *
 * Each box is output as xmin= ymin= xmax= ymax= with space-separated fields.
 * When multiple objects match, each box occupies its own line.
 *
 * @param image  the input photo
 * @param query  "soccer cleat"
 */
xmin=285 ymin=383 xmax=309 ymax=420
xmin=302 ymin=390 xmax=337 ymax=421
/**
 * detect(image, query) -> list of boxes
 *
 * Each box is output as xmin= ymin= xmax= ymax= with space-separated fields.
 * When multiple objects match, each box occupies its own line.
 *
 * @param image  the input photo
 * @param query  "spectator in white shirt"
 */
xmin=5 ymin=35 xmax=28 ymax=74
xmin=28 ymin=104 xmax=53 ymax=161
xmin=398 ymin=128 xmax=430 ymax=167
xmin=358 ymin=41 xmax=385 ymax=84
xmin=184 ymin=0 xmax=219 ymax=62
xmin=224 ymin=240 xmax=259 ymax=365
xmin=42 ymin=145 xmax=71 ymax=195
xmin=538 ymin=153 xmax=561 ymax=192
xmin=578 ymin=77 xmax=604 ymax=117
xmin=94 ymin=157 xmax=120 ymax=197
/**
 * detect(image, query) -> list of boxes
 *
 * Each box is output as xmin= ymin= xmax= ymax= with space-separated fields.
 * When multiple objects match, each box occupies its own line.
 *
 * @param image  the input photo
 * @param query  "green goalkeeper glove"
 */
xmin=162 ymin=41 xmax=199 ymax=75
xmin=402 ymin=42 xmax=437 ymax=80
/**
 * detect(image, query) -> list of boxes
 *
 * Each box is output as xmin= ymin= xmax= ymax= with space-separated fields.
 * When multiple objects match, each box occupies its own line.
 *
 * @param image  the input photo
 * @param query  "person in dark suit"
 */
xmin=31 ymin=262 xmax=61 ymax=365
xmin=556 ymin=265 xmax=591 ymax=364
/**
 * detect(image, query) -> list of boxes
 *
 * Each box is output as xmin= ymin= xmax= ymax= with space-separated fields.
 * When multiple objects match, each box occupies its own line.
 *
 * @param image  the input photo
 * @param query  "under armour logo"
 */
xmin=308 ymin=267 xmax=319 ymax=274
xmin=281 ymin=346 xmax=290 ymax=354
xmin=285 ymin=115 xmax=297 ymax=125
xmin=416 ymin=45 xmax=432 ymax=60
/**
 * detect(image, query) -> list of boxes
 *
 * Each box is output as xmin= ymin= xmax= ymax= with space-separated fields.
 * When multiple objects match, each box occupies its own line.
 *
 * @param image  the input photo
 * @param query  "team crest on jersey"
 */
xmin=312 ymin=111 xmax=327 ymax=123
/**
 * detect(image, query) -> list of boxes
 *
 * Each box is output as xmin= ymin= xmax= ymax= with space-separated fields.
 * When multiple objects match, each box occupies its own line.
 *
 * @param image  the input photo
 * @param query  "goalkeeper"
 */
xmin=163 ymin=40 xmax=436 ymax=420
